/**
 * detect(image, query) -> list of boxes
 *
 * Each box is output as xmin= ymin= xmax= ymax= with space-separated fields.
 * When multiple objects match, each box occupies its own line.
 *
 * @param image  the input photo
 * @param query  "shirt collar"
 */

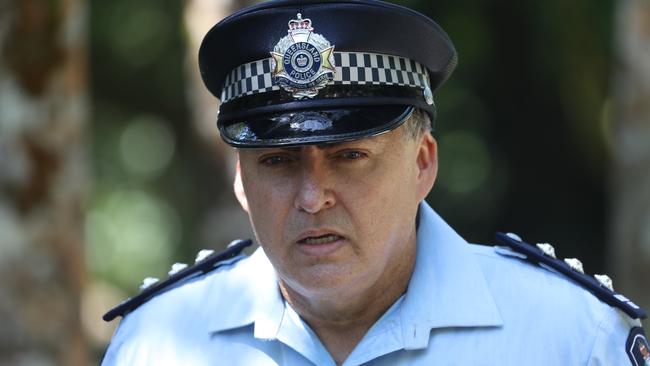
xmin=399 ymin=201 xmax=503 ymax=349
xmin=206 ymin=201 xmax=503 ymax=343
xmin=206 ymin=247 xmax=285 ymax=337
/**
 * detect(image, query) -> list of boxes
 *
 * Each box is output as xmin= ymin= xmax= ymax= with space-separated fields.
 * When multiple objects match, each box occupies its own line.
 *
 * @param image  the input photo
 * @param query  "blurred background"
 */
xmin=0 ymin=0 xmax=648 ymax=364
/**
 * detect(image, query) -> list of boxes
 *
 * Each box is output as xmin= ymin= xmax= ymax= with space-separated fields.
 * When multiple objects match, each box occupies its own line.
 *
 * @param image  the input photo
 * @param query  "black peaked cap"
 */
xmin=199 ymin=0 xmax=457 ymax=147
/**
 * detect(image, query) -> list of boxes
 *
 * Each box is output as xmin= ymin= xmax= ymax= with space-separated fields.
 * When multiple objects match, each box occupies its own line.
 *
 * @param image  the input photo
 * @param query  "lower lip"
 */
xmin=296 ymin=238 xmax=345 ymax=257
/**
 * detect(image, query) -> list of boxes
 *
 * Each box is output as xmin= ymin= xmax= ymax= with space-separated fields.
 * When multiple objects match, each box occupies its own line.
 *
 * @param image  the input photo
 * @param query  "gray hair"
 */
xmin=402 ymin=108 xmax=432 ymax=139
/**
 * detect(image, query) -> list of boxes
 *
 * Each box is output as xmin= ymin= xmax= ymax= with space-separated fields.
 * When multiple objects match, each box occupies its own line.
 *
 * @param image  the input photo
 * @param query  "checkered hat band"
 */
xmin=220 ymin=52 xmax=429 ymax=103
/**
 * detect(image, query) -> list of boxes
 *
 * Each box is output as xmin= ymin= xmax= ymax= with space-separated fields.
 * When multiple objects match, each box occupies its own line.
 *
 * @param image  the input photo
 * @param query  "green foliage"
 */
xmin=391 ymin=0 xmax=613 ymax=270
xmin=88 ymin=0 xmax=193 ymax=288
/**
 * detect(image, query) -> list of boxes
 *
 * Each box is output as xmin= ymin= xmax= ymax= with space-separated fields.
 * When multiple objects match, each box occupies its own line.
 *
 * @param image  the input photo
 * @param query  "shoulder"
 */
xmin=467 ymin=233 xmax=645 ymax=321
xmin=471 ymin=241 xmax=592 ymax=310
xmin=470 ymin=241 xmax=612 ymax=320
xmin=109 ymin=251 xmax=252 ymax=334
xmin=467 ymin=233 xmax=647 ymax=365
xmin=103 ymin=239 xmax=253 ymax=322
xmin=101 ymin=245 xmax=262 ymax=365
xmin=472 ymin=232 xmax=645 ymax=320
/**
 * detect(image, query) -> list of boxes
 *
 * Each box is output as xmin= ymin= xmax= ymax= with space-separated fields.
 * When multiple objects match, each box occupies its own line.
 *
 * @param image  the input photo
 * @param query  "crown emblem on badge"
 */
xmin=288 ymin=15 xmax=312 ymax=33
xmin=296 ymin=55 xmax=309 ymax=67
xmin=270 ymin=13 xmax=336 ymax=99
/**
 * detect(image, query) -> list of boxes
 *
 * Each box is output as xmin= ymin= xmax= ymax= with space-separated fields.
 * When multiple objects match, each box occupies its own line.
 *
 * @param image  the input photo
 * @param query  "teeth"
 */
xmin=303 ymin=235 xmax=340 ymax=245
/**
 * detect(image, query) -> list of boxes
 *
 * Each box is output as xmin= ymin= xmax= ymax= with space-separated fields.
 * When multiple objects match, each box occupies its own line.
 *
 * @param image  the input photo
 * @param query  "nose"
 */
xmin=294 ymin=157 xmax=335 ymax=214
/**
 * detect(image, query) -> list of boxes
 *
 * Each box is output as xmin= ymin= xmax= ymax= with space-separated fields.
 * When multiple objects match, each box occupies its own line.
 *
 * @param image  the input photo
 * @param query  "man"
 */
xmin=102 ymin=0 xmax=649 ymax=365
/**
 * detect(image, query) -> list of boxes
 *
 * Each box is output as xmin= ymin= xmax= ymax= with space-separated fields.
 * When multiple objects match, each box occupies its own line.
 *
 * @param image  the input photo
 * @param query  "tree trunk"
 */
xmin=610 ymin=0 xmax=650 ymax=323
xmin=0 ymin=0 xmax=89 ymax=364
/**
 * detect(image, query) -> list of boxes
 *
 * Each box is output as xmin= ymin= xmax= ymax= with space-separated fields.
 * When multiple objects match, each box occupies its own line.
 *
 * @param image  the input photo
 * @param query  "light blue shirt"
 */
xmin=102 ymin=202 xmax=643 ymax=365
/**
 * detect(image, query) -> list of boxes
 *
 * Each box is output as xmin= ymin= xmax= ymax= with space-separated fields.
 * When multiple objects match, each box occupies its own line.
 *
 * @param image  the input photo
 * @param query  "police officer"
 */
xmin=101 ymin=0 xmax=649 ymax=365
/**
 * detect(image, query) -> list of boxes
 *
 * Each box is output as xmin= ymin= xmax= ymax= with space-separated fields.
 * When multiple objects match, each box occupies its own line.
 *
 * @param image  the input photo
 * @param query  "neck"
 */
xmin=279 ymin=232 xmax=417 ymax=365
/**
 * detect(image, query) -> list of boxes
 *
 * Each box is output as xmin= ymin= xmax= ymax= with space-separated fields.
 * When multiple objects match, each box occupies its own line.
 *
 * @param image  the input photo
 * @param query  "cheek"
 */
xmin=375 ymin=157 xmax=419 ymax=228
xmin=240 ymin=170 xmax=293 ymax=243
xmin=364 ymin=152 xmax=418 ymax=206
xmin=343 ymin=153 xmax=418 ymax=238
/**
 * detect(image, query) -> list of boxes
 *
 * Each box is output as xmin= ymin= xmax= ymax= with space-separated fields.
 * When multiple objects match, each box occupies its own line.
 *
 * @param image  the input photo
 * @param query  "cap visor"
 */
xmin=220 ymin=105 xmax=413 ymax=147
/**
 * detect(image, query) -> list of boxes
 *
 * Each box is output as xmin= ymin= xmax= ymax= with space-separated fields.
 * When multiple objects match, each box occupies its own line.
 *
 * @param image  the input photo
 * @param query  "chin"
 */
xmin=285 ymin=263 xmax=361 ymax=295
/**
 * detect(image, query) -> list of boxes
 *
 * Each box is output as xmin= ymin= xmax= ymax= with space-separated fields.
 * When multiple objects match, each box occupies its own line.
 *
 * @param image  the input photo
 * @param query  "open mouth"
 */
xmin=298 ymin=234 xmax=344 ymax=245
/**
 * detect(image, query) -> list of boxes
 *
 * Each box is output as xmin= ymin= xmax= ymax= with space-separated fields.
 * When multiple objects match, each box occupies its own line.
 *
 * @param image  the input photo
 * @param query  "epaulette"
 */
xmin=103 ymin=239 xmax=252 ymax=322
xmin=495 ymin=232 xmax=646 ymax=320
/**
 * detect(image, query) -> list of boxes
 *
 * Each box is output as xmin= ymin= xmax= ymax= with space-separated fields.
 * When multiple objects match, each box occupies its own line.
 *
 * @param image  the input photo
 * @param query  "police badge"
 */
xmin=270 ymin=13 xmax=335 ymax=99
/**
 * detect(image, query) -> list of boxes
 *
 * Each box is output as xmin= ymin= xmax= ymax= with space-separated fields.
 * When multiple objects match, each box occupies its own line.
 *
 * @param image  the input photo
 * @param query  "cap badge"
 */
xmin=270 ymin=13 xmax=335 ymax=99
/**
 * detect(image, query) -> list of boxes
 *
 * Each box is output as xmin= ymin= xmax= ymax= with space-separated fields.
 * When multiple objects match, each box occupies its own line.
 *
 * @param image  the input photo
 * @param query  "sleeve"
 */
xmin=100 ymin=314 xmax=154 ymax=366
xmin=100 ymin=337 xmax=123 ymax=366
xmin=100 ymin=318 xmax=134 ymax=366
xmin=587 ymin=306 xmax=648 ymax=366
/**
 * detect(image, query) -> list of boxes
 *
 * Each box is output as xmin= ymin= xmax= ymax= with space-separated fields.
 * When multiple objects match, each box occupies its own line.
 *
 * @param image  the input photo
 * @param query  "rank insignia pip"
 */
xmin=270 ymin=13 xmax=336 ymax=99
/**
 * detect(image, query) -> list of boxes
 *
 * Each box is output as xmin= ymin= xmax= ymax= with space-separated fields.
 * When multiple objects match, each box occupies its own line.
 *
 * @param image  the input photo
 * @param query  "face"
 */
xmin=236 ymin=127 xmax=437 ymax=299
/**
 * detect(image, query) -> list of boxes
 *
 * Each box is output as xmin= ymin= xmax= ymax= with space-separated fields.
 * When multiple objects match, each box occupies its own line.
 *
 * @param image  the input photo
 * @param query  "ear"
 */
xmin=415 ymin=132 xmax=438 ymax=202
xmin=234 ymin=159 xmax=249 ymax=213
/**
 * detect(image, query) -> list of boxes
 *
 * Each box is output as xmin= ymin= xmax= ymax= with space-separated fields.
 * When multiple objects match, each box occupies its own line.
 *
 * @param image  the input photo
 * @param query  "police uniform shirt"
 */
xmin=101 ymin=201 xmax=645 ymax=365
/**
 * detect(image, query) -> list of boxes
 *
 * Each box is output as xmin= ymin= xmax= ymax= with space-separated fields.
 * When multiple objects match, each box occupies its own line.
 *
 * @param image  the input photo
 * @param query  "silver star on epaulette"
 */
xmin=564 ymin=258 xmax=584 ymax=274
xmin=536 ymin=243 xmax=556 ymax=259
xmin=168 ymin=263 xmax=188 ymax=276
xmin=139 ymin=277 xmax=159 ymax=291
xmin=506 ymin=232 xmax=522 ymax=241
xmin=195 ymin=249 xmax=214 ymax=263
xmin=594 ymin=274 xmax=614 ymax=291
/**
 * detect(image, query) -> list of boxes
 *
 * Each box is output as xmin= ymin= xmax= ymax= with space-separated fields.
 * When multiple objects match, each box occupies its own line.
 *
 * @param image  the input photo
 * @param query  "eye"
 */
xmin=259 ymin=154 xmax=294 ymax=166
xmin=338 ymin=150 xmax=367 ymax=160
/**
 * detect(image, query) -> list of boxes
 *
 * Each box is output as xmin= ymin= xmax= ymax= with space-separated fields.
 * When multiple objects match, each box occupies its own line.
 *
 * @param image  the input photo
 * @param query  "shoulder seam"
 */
xmin=494 ymin=232 xmax=646 ymax=320
xmin=102 ymin=239 xmax=252 ymax=322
